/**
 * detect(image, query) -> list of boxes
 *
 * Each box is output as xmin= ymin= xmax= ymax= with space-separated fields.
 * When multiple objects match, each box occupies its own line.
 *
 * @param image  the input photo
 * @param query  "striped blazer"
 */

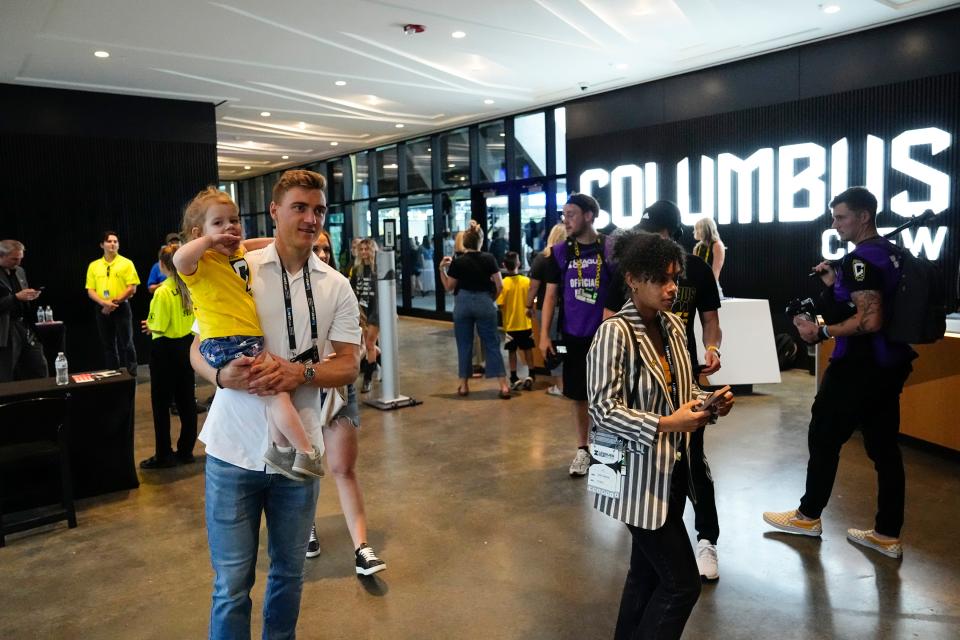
xmin=586 ymin=300 xmax=707 ymax=530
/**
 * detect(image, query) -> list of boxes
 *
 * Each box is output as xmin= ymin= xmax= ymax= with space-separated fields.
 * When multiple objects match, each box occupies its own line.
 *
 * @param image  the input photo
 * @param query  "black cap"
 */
xmin=640 ymin=200 xmax=683 ymax=241
xmin=565 ymin=193 xmax=600 ymax=217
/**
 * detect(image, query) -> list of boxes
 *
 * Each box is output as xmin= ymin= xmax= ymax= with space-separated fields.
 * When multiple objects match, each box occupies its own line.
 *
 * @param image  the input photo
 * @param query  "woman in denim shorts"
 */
xmin=305 ymin=231 xmax=386 ymax=576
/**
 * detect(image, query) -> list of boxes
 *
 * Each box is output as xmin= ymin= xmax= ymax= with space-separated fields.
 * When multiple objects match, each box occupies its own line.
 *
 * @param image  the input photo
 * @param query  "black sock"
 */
xmin=510 ymin=371 xmax=518 ymax=382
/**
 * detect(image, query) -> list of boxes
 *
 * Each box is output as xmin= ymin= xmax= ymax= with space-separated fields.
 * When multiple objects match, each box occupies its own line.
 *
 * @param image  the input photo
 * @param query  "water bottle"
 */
xmin=55 ymin=352 xmax=69 ymax=386
xmin=37 ymin=306 xmax=45 ymax=323
xmin=45 ymin=305 xmax=53 ymax=322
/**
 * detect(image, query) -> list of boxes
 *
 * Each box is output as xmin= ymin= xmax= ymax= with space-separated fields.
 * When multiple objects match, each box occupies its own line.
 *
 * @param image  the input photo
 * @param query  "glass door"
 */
xmin=406 ymin=195 xmax=434 ymax=311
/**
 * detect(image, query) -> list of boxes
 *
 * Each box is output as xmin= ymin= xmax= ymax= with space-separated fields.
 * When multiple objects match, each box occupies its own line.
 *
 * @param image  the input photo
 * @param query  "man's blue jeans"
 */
xmin=205 ymin=455 xmax=319 ymax=640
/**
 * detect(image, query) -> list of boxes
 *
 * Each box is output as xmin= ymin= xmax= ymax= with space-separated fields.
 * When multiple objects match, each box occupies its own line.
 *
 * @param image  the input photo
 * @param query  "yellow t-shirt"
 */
xmin=146 ymin=278 xmax=195 ymax=340
xmin=179 ymin=247 xmax=262 ymax=340
xmin=84 ymin=254 xmax=140 ymax=300
xmin=496 ymin=274 xmax=533 ymax=332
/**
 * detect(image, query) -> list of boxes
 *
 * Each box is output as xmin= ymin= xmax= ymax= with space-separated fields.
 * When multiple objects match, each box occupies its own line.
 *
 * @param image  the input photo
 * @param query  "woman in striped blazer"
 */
xmin=587 ymin=230 xmax=734 ymax=640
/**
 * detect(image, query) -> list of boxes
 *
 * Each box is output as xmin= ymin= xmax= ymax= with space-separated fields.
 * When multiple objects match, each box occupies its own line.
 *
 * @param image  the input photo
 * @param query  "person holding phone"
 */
xmin=587 ymin=230 xmax=733 ymax=640
xmin=0 ymin=239 xmax=48 ymax=382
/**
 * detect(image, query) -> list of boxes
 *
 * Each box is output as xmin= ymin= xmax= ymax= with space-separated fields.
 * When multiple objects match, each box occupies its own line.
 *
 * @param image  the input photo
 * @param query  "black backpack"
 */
xmin=884 ymin=244 xmax=947 ymax=344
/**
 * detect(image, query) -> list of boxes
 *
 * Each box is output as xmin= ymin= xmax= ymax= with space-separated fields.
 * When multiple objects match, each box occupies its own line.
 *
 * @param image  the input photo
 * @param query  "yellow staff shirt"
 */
xmin=496 ymin=273 xmax=533 ymax=332
xmin=146 ymin=278 xmax=195 ymax=340
xmin=85 ymin=254 xmax=140 ymax=300
xmin=180 ymin=248 xmax=262 ymax=340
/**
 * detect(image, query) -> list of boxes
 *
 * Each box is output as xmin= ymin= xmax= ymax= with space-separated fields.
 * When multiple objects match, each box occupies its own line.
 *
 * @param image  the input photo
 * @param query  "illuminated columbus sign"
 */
xmin=578 ymin=127 xmax=951 ymax=259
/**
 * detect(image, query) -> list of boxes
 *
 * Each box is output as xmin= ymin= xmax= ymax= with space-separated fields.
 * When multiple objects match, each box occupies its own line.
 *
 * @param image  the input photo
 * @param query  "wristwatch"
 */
xmin=302 ymin=364 xmax=316 ymax=384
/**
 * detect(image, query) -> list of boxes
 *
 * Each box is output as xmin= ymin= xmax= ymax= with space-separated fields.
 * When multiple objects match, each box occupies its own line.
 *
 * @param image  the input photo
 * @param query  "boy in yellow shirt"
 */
xmin=174 ymin=187 xmax=322 ymax=480
xmin=497 ymin=251 xmax=535 ymax=391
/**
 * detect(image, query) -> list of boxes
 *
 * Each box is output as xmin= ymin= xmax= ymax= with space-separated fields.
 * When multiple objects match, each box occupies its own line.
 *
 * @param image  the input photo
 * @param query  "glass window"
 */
xmin=405 ymin=194 xmax=434 ymax=310
xmin=351 ymin=152 xmax=369 ymax=200
xmin=514 ymin=112 xmax=546 ymax=180
xmin=252 ymin=176 xmax=267 ymax=211
xmin=520 ymin=182 xmax=547 ymax=271
xmin=405 ymin=138 xmax=432 ymax=192
xmin=439 ymin=189 xmax=472 ymax=312
xmin=328 ymin=158 xmax=347 ymax=204
xmin=478 ymin=121 xmax=506 ymax=183
xmin=555 ymin=107 xmax=566 ymax=175
xmin=376 ymin=146 xmax=399 ymax=196
xmin=439 ymin=128 xmax=470 ymax=188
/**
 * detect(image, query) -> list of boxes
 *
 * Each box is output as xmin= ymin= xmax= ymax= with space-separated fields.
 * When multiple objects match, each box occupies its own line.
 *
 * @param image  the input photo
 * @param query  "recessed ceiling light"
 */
xmin=427 ymin=147 xmax=431 ymax=152
xmin=484 ymin=99 xmax=495 ymax=105
xmin=448 ymin=163 xmax=456 ymax=168
xmin=367 ymin=95 xmax=380 ymax=104
xmin=499 ymin=132 xmax=506 ymax=137
xmin=94 ymin=50 xmax=110 ymax=58
xmin=298 ymin=122 xmax=307 ymax=129
xmin=281 ymin=155 xmax=289 ymax=160
xmin=243 ymin=165 xmax=251 ymax=170
xmin=822 ymin=4 xmax=840 ymax=13
xmin=330 ymin=141 xmax=339 ymax=146
xmin=260 ymin=111 xmax=271 ymax=117
xmin=247 ymin=140 xmax=256 ymax=146
xmin=459 ymin=176 xmax=467 ymax=181
xmin=383 ymin=163 xmax=398 ymax=169
xmin=395 ymin=123 xmax=405 ymax=128
xmin=452 ymin=31 xmax=466 ymax=39
xmin=335 ymin=80 xmax=347 ymax=86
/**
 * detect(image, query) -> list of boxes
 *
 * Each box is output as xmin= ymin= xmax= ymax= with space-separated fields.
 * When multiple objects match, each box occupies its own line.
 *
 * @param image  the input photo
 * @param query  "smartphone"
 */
xmin=696 ymin=385 xmax=731 ymax=412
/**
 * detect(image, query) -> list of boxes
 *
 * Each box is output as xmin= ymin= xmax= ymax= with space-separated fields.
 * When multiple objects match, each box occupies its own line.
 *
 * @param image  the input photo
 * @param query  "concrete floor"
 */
xmin=1 ymin=316 xmax=959 ymax=639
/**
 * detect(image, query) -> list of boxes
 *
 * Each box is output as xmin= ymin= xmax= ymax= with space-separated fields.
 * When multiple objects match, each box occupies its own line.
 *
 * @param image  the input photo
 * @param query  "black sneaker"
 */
xmin=140 ymin=455 xmax=177 ymax=469
xmin=305 ymin=525 xmax=321 ymax=558
xmin=175 ymin=451 xmax=196 ymax=465
xmin=361 ymin=376 xmax=372 ymax=393
xmin=355 ymin=543 xmax=386 ymax=576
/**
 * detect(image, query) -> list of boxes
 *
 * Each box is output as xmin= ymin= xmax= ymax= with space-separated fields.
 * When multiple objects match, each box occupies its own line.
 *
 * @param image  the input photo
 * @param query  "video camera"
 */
xmin=785 ymin=297 xmax=817 ymax=322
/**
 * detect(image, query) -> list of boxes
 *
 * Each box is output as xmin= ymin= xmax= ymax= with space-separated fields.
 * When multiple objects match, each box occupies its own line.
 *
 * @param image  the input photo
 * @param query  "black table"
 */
xmin=0 ymin=372 xmax=138 ymax=512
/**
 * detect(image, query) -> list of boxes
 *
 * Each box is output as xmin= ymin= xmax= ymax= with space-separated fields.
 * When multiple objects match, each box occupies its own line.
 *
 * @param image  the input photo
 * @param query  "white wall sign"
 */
xmin=579 ymin=126 xmax=952 ymax=259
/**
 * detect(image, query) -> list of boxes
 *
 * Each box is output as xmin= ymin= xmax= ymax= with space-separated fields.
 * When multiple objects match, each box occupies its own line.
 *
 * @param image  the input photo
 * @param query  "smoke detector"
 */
xmin=403 ymin=23 xmax=426 ymax=35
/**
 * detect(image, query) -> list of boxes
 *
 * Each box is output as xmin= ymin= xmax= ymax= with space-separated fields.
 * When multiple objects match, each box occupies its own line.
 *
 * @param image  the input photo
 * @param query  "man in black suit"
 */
xmin=0 ymin=239 xmax=48 ymax=382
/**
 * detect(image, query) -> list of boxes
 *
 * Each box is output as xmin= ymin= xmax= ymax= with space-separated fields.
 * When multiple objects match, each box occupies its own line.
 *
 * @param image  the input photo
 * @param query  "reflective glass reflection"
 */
xmin=479 ymin=121 xmax=506 ymax=183
xmin=405 ymin=138 xmax=432 ymax=192
xmin=514 ymin=112 xmax=546 ymax=180
xmin=439 ymin=128 xmax=470 ymax=187
xmin=377 ymin=146 xmax=399 ymax=195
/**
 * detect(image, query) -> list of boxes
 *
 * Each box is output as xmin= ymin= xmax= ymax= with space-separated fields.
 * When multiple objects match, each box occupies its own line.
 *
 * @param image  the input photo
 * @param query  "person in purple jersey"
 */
xmin=539 ymin=193 xmax=618 ymax=477
xmin=764 ymin=186 xmax=916 ymax=559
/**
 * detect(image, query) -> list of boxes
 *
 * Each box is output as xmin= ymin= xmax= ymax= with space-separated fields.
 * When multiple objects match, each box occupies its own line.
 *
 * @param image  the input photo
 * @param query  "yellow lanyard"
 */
xmin=573 ymin=239 xmax=602 ymax=289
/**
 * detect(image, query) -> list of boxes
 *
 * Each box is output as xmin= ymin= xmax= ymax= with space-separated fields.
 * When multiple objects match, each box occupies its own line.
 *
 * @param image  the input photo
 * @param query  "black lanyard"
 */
xmin=655 ymin=313 xmax=680 ymax=409
xmin=278 ymin=258 xmax=318 ymax=362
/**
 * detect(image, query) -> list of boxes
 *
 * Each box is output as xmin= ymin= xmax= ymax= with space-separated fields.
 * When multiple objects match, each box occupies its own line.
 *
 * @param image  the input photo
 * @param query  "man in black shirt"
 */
xmin=0 ymin=239 xmax=48 ymax=382
xmin=604 ymin=201 xmax=725 ymax=581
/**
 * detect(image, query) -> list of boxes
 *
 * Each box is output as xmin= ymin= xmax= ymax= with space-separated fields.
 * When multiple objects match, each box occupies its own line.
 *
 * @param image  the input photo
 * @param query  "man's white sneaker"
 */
xmin=546 ymin=385 xmax=564 ymax=397
xmin=569 ymin=448 xmax=591 ymax=477
xmin=696 ymin=540 xmax=719 ymax=581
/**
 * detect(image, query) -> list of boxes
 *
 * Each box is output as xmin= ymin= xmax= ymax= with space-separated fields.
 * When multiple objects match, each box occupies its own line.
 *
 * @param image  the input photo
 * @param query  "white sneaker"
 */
xmin=569 ymin=448 xmax=590 ymax=477
xmin=546 ymin=385 xmax=564 ymax=397
xmin=696 ymin=540 xmax=719 ymax=581
xmin=305 ymin=525 xmax=321 ymax=558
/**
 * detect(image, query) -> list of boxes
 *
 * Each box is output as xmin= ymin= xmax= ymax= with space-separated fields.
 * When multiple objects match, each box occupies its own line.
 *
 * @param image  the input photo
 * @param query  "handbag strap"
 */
xmin=614 ymin=316 xmax=642 ymax=410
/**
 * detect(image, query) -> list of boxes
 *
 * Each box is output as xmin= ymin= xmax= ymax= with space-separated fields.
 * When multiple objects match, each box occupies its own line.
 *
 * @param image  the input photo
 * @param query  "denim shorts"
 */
xmin=200 ymin=335 xmax=264 ymax=369
xmin=331 ymin=383 xmax=360 ymax=428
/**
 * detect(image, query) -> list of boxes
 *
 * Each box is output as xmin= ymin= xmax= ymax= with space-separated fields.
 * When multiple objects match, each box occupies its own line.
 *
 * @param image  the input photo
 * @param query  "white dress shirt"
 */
xmin=199 ymin=243 xmax=361 ymax=472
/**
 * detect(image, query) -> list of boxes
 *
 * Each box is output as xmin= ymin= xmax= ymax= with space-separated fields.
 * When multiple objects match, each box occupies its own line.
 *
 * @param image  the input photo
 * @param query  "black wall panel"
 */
xmin=566 ymin=10 xmax=960 ymax=318
xmin=0 ymin=84 xmax=218 ymax=371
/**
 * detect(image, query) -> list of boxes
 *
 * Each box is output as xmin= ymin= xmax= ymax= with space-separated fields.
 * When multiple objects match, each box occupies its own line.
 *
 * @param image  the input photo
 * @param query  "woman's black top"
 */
xmin=529 ymin=252 xmax=551 ymax=310
xmin=447 ymin=251 xmax=498 ymax=296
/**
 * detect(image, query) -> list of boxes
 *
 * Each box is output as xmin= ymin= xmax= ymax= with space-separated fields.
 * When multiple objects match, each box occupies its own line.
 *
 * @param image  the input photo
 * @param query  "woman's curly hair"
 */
xmin=614 ymin=230 xmax=686 ymax=283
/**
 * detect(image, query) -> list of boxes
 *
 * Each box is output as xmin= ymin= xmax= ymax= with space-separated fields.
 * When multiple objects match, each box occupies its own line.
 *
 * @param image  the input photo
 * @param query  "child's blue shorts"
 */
xmin=200 ymin=335 xmax=264 ymax=370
